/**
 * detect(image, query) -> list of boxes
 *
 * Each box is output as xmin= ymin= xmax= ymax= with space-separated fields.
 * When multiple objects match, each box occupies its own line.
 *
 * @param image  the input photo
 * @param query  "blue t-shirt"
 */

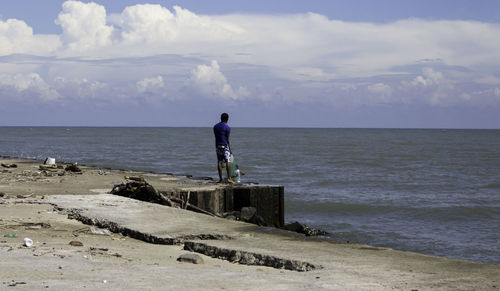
xmin=213 ymin=122 xmax=230 ymax=146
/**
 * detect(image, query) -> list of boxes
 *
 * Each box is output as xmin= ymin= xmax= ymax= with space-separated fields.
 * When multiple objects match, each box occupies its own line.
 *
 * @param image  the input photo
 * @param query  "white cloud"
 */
xmin=368 ymin=83 xmax=393 ymax=102
xmin=0 ymin=1 xmax=499 ymax=113
xmin=114 ymin=5 xmax=242 ymax=45
xmin=399 ymin=67 xmax=461 ymax=106
xmin=411 ymin=68 xmax=444 ymax=87
xmin=42 ymin=1 xmax=500 ymax=78
xmin=189 ymin=60 xmax=248 ymax=100
xmin=53 ymin=76 xmax=107 ymax=99
xmin=0 ymin=19 xmax=59 ymax=55
xmin=136 ymin=76 xmax=165 ymax=93
xmin=55 ymin=0 xmax=113 ymax=52
xmin=0 ymin=73 xmax=61 ymax=101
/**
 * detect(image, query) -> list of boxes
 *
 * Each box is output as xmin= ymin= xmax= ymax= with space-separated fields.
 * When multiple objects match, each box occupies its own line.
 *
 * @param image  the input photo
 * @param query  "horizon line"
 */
xmin=0 ymin=125 xmax=499 ymax=130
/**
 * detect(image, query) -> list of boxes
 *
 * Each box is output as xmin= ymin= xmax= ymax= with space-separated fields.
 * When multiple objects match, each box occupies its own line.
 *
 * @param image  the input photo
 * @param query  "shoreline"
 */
xmin=1 ymin=157 xmax=500 ymax=290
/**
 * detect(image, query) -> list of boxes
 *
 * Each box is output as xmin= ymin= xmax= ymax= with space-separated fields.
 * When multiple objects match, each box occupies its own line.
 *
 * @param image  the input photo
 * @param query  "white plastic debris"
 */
xmin=89 ymin=227 xmax=111 ymax=235
xmin=23 ymin=238 xmax=33 ymax=247
xmin=44 ymin=157 xmax=56 ymax=165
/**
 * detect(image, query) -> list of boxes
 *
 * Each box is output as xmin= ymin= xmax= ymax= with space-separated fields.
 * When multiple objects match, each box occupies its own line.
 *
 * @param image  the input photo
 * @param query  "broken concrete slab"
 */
xmin=51 ymin=194 xmax=236 ymax=244
xmin=46 ymin=194 xmax=321 ymax=270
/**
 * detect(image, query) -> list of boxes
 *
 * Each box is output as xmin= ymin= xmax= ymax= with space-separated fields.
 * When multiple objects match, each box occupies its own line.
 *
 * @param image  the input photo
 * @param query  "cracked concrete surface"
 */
xmin=49 ymin=194 xmax=319 ymax=272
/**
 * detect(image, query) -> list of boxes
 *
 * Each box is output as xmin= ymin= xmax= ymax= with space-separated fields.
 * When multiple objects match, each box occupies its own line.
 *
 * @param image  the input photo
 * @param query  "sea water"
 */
xmin=1 ymin=127 xmax=499 ymax=265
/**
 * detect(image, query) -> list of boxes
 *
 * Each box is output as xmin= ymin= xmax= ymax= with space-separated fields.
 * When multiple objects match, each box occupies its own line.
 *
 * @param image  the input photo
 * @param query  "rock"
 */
xmin=65 ymin=163 xmax=81 ymax=172
xmin=0 ymin=192 xmax=4 ymax=197
xmin=250 ymin=215 xmax=268 ymax=227
xmin=69 ymin=241 xmax=83 ymax=247
xmin=240 ymin=207 xmax=257 ymax=222
xmin=177 ymin=253 xmax=204 ymax=264
xmin=283 ymin=221 xmax=328 ymax=236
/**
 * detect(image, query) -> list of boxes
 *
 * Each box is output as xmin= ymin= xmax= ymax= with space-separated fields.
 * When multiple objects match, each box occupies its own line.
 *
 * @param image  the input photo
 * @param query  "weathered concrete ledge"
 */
xmin=160 ymin=185 xmax=284 ymax=227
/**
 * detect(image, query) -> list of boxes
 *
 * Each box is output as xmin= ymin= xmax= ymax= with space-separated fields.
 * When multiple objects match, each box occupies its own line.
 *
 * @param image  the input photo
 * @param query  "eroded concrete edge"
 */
xmin=184 ymin=241 xmax=321 ymax=272
xmin=64 ymin=208 xmax=231 ymax=244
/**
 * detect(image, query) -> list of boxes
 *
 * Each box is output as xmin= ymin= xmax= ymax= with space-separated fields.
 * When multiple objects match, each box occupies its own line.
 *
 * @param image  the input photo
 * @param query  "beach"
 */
xmin=1 ymin=158 xmax=499 ymax=290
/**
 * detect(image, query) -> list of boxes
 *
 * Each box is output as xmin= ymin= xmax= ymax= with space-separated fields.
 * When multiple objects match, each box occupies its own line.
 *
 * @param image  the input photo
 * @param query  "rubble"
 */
xmin=282 ymin=221 xmax=328 ymax=237
xmin=111 ymin=180 xmax=173 ymax=207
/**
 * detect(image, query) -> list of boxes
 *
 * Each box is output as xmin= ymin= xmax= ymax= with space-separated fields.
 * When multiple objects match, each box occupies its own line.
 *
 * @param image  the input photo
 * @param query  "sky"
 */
xmin=1 ymin=0 xmax=500 ymax=128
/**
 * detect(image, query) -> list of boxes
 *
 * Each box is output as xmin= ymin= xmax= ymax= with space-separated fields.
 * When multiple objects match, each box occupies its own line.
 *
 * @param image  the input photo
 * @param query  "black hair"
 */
xmin=220 ymin=113 xmax=229 ymax=122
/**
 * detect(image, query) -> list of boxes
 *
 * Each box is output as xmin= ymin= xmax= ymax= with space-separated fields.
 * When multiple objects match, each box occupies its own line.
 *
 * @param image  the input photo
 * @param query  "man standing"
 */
xmin=213 ymin=113 xmax=235 ymax=184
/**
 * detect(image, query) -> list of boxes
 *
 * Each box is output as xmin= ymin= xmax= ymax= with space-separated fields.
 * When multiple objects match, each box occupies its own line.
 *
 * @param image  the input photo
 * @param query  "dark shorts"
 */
xmin=216 ymin=145 xmax=231 ymax=163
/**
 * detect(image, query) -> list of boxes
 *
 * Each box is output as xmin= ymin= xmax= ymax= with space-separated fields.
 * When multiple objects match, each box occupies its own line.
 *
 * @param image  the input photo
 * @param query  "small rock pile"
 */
xmin=282 ymin=221 xmax=328 ymax=236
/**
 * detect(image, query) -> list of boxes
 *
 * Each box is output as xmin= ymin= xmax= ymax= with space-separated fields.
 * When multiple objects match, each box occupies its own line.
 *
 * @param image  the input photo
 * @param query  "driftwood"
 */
xmin=39 ymin=164 xmax=58 ymax=170
xmin=124 ymin=176 xmax=145 ymax=182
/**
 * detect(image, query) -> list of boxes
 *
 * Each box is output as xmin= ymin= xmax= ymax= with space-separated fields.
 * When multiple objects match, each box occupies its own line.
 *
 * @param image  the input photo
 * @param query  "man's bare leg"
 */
xmin=217 ymin=163 xmax=223 ymax=183
xmin=226 ymin=162 xmax=235 ymax=184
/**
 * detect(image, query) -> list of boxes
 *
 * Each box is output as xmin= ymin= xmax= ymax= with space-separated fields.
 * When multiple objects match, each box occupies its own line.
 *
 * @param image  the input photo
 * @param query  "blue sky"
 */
xmin=1 ymin=0 xmax=500 ymax=128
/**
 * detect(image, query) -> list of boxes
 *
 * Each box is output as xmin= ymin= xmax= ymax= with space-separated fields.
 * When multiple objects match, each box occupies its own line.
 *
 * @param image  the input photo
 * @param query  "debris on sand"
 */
xmin=1 ymin=163 xmax=17 ymax=168
xmin=89 ymin=227 xmax=111 ymax=236
xmin=65 ymin=163 xmax=82 ymax=173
